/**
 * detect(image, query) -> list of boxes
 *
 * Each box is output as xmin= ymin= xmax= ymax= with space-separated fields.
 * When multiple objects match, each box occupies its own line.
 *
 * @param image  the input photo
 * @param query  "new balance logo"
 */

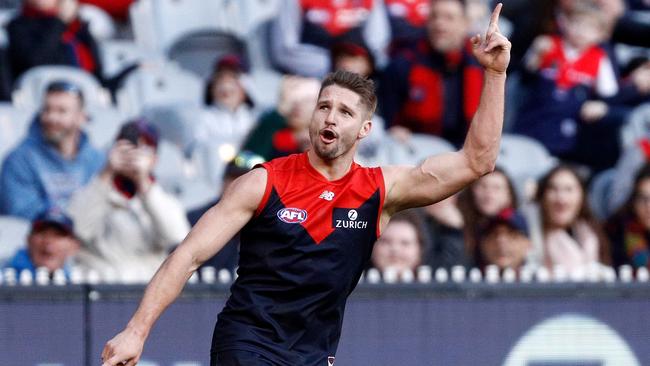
xmin=319 ymin=190 xmax=335 ymax=201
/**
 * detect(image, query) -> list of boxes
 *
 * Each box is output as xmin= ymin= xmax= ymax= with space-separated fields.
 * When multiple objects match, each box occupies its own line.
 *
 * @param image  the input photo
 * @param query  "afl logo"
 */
xmin=277 ymin=208 xmax=308 ymax=223
xmin=348 ymin=209 xmax=358 ymax=221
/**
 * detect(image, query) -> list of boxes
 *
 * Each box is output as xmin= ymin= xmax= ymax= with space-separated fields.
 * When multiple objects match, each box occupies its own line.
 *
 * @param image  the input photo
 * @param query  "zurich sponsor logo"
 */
xmin=277 ymin=208 xmax=308 ymax=224
xmin=335 ymin=209 xmax=368 ymax=229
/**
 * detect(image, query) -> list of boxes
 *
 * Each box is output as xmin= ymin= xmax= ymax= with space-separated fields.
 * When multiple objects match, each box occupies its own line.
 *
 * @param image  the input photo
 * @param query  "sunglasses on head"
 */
xmin=45 ymin=80 xmax=84 ymax=102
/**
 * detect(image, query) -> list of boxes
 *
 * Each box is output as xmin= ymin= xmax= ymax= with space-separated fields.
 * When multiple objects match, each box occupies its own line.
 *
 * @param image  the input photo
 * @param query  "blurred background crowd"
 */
xmin=0 ymin=0 xmax=649 ymax=284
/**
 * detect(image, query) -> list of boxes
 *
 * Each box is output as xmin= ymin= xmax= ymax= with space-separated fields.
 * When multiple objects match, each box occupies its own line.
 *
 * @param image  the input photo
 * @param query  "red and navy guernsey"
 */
xmin=211 ymin=152 xmax=385 ymax=366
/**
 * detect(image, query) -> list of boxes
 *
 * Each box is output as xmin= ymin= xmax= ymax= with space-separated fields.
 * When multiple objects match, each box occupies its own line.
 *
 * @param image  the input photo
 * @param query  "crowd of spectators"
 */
xmin=1 ymin=0 xmax=650 ymax=283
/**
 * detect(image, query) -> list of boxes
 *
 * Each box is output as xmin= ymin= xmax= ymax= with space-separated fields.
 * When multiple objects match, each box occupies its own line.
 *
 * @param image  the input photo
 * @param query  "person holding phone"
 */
xmin=66 ymin=119 xmax=190 ymax=283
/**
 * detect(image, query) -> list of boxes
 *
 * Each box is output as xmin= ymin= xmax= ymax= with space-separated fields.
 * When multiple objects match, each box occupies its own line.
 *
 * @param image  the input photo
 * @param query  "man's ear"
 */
xmin=358 ymin=119 xmax=372 ymax=139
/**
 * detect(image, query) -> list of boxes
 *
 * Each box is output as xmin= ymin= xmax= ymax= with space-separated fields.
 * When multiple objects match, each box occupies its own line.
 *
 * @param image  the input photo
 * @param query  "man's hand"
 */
xmin=107 ymin=141 xmax=135 ymax=176
xmin=580 ymin=100 xmax=608 ymax=123
xmin=525 ymin=35 xmax=553 ymax=71
xmin=107 ymin=140 xmax=156 ymax=193
xmin=388 ymin=125 xmax=412 ymax=144
xmin=125 ymin=146 xmax=156 ymax=193
xmin=101 ymin=327 xmax=146 ymax=366
xmin=470 ymin=3 xmax=511 ymax=75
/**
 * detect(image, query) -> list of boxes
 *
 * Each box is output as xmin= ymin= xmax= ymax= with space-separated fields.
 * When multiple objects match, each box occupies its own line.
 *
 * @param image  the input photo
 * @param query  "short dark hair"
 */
xmin=318 ymin=70 xmax=377 ymax=118
xmin=45 ymin=80 xmax=85 ymax=107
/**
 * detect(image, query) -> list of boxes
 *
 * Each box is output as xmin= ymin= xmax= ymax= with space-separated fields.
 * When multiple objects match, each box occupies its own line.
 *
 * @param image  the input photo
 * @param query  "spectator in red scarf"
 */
xmin=378 ymin=0 xmax=483 ymax=146
xmin=7 ymin=0 xmax=103 ymax=82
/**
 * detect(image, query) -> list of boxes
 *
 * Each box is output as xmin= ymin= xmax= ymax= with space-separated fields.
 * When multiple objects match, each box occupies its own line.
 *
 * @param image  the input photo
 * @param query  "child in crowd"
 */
xmin=514 ymin=1 xmax=620 ymax=171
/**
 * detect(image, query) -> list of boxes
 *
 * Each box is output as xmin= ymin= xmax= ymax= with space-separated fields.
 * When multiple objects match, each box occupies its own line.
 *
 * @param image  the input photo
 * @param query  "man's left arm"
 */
xmin=383 ymin=3 xmax=511 ymax=215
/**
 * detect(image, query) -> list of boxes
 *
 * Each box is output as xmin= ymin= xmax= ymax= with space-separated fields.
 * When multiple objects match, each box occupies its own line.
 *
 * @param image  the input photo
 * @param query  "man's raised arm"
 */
xmin=101 ymin=168 xmax=267 ymax=366
xmin=382 ymin=3 xmax=511 ymax=215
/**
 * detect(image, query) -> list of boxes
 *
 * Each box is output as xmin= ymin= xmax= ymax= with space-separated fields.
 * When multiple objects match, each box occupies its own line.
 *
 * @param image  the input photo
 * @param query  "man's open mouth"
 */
xmin=320 ymin=129 xmax=338 ymax=144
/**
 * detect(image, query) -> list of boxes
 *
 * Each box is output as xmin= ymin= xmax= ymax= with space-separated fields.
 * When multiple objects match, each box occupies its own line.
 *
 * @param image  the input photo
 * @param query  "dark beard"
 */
xmin=313 ymin=142 xmax=340 ymax=160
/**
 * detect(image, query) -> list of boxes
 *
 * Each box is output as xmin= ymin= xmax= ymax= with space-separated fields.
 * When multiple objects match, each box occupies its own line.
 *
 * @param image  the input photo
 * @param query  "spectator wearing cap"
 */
xmin=0 ymin=80 xmax=104 ymax=220
xmin=379 ymin=0 xmax=483 ymax=146
xmin=196 ymin=55 xmax=258 ymax=147
xmin=7 ymin=0 xmax=103 ymax=82
xmin=269 ymin=0 xmax=390 ymax=78
xmin=3 ymin=209 xmax=80 ymax=278
xmin=66 ymin=119 xmax=190 ymax=283
xmin=186 ymin=152 xmax=263 ymax=272
xmin=475 ymin=207 xmax=533 ymax=272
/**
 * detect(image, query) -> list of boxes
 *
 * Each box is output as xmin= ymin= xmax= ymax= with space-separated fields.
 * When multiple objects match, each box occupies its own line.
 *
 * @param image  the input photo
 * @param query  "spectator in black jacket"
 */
xmin=7 ymin=0 xmax=103 ymax=82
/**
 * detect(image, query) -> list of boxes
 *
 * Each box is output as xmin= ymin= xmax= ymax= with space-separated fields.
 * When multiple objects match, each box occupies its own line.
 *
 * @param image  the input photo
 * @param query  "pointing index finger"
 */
xmin=486 ymin=3 xmax=503 ymax=38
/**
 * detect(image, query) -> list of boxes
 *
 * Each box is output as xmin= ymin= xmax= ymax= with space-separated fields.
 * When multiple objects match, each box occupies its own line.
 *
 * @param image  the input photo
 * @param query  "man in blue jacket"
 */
xmin=0 ymin=80 xmax=104 ymax=219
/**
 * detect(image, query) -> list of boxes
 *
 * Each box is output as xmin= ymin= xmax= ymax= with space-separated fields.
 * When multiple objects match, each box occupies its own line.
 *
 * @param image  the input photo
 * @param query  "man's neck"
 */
xmin=306 ymin=149 xmax=355 ymax=181
xmin=54 ymin=134 xmax=80 ymax=160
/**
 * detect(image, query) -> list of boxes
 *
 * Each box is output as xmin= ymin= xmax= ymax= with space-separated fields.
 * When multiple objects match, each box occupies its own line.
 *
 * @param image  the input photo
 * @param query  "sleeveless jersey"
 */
xmin=211 ymin=152 xmax=385 ymax=366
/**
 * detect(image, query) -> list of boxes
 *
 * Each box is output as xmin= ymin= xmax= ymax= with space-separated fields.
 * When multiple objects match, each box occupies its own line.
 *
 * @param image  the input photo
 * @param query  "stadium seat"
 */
xmin=12 ymin=66 xmax=110 ymax=110
xmin=130 ymin=0 xmax=243 ymax=54
xmin=99 ymin=40 xmax=154 ymax=80
xmin=78 ymin=4 xmax=116 ymax=41
xmin=386 ymin=133 xmax=455 ymax=165
xmin=0 ymin=8 xmax=14 ymax=48
xmin=244 ymin=16 xmax=274 ymax=71
xmin=242 ymin=18 xmax=285 ymax=108
xmin=168 ymin=30 xmax=247 ymax=80
xmin=194 ymin=138 xmax=237 ymax=186
xmin=0 ymin=215 xmax=30 ymax=263
xmin=141 ymin=104 xmax=201 ymax=153
xmin=85 ymin=105 xmax=125 ymax=149
xmin=588 ymin=168 xmax=617 ymax=220
xmin=154 ymin=140 xmax=217 ymax=209
xmin=142 ymin=104 xmax=250 ymax=188
xmin=0 ymin=102 xmax=33 ymax=163
xmin=115 ymin=63 xmax=203 ymax=118
xmin=355 ymin=116 xmax=389 ymax=167
xmin=620 ymin=103 xmax=650 ymax=150
xmin=497 ymin=133 xmax=557 ymax=201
